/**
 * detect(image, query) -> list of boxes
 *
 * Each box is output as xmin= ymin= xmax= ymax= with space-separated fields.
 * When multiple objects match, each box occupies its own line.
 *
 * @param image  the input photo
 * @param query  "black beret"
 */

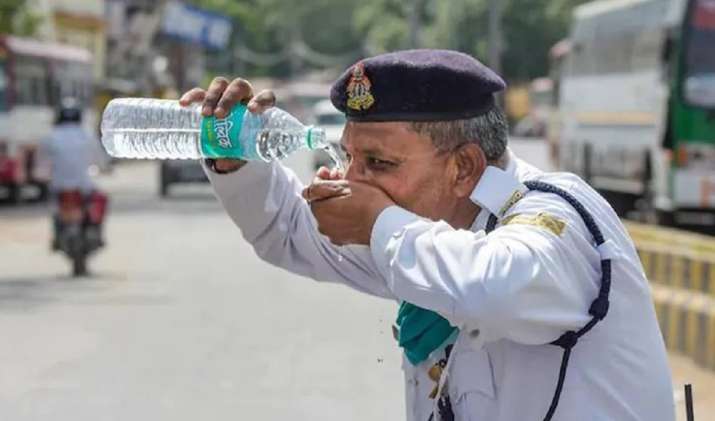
xmin=330 ymin=49 xmax=506 ymax=122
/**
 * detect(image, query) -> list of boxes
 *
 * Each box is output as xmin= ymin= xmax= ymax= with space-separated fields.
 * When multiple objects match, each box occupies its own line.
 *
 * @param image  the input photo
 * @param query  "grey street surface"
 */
xmin=1 ymin=138 xmax=711 ymax=420
xmin=1 ymin=150 xmax=403 ymax=421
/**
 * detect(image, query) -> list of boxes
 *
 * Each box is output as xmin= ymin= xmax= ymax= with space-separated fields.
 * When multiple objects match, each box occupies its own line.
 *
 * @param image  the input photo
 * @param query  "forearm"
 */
xmin=204 ymin=160 xmax=394 ymax=299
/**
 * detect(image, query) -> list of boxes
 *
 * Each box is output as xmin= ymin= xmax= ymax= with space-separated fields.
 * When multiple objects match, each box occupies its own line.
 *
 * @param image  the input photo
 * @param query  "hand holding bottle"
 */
xmin=178 ymin=77 xmax=276 ymax=173
xmin=101 ymin=76 xmax=329 ymax=164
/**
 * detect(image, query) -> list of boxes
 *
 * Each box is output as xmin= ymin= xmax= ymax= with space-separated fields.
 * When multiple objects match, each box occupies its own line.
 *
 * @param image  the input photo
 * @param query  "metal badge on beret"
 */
xmin=346 ymin=62 xmax=375 ymax=111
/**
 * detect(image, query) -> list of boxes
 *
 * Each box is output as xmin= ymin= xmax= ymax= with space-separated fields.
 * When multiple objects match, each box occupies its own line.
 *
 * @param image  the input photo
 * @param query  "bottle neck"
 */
xmin=305 ymin=126 xmax=327 ymax=150
xmin=306 ymin=127 xmax=315 ymax=150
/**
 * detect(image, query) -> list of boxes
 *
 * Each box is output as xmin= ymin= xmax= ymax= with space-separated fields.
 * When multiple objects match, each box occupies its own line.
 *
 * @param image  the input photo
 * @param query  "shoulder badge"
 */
xmin=502 ymin=212 xmax=567 ymax=237
xmin=346 ymin=62 xmax=375 ymax=111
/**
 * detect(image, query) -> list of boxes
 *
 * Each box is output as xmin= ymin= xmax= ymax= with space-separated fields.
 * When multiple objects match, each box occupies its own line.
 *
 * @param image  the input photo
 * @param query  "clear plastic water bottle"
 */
xmin=100 ymin=98 xmax=335 ymax=164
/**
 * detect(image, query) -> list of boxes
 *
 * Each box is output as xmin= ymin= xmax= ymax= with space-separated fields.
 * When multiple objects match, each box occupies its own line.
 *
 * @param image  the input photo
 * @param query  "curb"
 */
xmin=627 ymin=222 xmax=715 ymax=371
xmin=652 ymin=285 xmax=715 ymax=369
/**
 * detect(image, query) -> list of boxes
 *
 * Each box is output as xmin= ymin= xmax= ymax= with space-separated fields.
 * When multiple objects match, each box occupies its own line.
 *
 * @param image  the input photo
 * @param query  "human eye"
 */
xmin=366 ymin=156 xmax=396 ymax=171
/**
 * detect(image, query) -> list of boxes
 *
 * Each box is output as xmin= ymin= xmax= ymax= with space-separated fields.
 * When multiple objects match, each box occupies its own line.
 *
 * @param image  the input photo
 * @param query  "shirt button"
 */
xmin=469 ymin=329 xmax=480 ymax=339
xmin=392 ymin=228 xmax=406 ymax=239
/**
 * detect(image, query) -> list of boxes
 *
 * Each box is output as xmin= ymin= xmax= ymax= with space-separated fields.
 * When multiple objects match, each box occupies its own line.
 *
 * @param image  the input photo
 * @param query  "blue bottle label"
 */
xmin=200 ymin=104 xmax=248 ymax=158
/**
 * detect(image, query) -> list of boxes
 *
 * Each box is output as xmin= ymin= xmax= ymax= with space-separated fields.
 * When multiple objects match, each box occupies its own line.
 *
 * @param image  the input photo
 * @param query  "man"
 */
xmin=181 ymin=50 xmax=674 ymax=420
xmin=37 ymin=97 xmax=108 ymax=249
xmin=38 ymin=98 xmax=105 ymax=194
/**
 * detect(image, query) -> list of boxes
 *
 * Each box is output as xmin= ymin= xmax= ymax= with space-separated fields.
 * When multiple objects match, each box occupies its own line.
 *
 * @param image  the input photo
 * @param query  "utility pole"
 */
xmin=487 ymin=0 xmax=503 ymax=75
xmin=408 ymin=0 xmax=422 ymax=48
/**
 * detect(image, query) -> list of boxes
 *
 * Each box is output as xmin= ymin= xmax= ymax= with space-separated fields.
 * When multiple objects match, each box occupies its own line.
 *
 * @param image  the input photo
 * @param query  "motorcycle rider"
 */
xmin=37 ymin=97 xmax=108 ymax=250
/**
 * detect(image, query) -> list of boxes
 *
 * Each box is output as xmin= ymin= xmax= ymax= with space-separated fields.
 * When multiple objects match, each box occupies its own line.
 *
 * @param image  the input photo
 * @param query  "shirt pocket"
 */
xmin=448 ymin=349 xmax=497 ymax=421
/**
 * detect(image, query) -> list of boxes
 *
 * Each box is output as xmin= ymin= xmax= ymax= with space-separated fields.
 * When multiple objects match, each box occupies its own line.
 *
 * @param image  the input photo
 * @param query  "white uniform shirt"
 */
xmin=37 ymin=123 xmax=103 ymax=192
xmin=205 ymin=150 xmax=674 ymax=421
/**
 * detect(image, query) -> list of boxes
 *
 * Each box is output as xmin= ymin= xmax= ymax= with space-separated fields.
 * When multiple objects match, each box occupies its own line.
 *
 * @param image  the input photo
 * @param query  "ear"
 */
xmin=452 ymin=144 xmax=487 ymax=198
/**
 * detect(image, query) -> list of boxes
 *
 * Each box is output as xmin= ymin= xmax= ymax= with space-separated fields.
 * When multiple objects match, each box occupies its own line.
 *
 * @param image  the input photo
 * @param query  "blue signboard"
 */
xmin=161 ymin=2 xmax=233 ymax=50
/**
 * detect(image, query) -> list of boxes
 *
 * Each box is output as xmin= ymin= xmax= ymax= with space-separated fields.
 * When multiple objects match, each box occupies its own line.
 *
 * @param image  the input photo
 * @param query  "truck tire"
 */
xmin=69 ymin=235 xmax=88 ymax=277
xmin=36 ymin=182 xmax=49 ymax=202
xmin=7 ymin=183 xmax=20 ymax=204
xmin=160 ymin=179 xmax=170 ymax=197
xmin=160 ymin=165 xmax=171 ymax=197
xmin=72 ymin=252 xmax=88 ymax=277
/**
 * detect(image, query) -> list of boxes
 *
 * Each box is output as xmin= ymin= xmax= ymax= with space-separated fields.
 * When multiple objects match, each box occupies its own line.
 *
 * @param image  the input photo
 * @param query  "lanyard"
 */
xmin=431 ymin=180 xmax=614 ymax=421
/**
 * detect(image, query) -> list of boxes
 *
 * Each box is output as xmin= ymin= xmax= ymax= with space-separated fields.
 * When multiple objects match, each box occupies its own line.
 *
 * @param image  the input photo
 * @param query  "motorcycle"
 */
xmin=54 ymin=190 xmax=107 ymax=276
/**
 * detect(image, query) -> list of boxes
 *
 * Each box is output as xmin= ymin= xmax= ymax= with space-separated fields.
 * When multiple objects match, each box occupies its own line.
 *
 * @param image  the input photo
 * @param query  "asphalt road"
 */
xmin=1 ymin=138 xmax=710 ymax=420
xmin=0 ymin=150 xmax=404 ymax=420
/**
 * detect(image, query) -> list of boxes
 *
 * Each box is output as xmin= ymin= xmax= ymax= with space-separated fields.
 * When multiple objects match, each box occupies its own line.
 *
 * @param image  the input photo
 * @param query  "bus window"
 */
xmin=17 ymin=75 xmax=48 ymax=105
xmin=597 ymin=31 xmax=634 ymax=74
xmin=15 ymin=57 xmax=49 ymax=106
xmin=684 ymin=0 xmax=715 ymax=107
xmin=0 ymin=59 xmax=7 ymax=111
xmin=631 ymin=28 xmax=662 ymax=72
xmin=51 ymin=60 xmax=92 ymax=105
xmin=568 ymin=41 xmax=595 ymax=76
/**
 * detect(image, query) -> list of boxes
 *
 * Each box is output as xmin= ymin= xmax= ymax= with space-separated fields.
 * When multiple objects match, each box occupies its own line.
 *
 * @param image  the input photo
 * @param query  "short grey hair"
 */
xmin=408 ymin=106 xmax=509 ymax=164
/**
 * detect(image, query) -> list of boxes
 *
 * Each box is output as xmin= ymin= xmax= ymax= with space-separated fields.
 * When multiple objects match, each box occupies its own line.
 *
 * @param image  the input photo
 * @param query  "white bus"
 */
xmin=558 ymin=0 xmax=715 ymax=227
xmin=0 ymin=36 xmax=95 ymax=203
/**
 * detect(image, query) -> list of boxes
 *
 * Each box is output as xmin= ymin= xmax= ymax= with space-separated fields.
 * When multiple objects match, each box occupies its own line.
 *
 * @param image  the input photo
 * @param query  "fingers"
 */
xmin=329 ymin=168 xmax=343 ymax=179
xmin=315 ymin=166 xmax=332 ymax=180
xmin=302 ymin=179 xmax=350 ymax=202
xmin=201 ymin=77 xmax=230 ymax=116
xmin=183 ymin=77 xmax=271 ymax=118
xmin=302 ymin=167 xmax=348 ymax=201
xmin=178 ymin=88 xmax=206 ymax=106
xmin=315 ymin=166 xmax=343 ymax=181
xmin=301 ymin=169 xmax=334 ymax=201
xmin=216 ymin=78 xmax=254 ymax=118
xmin=247 ymin=90 xmax=277 ymax=113
xmin=181 ymin=77 xmax=265 ymax=118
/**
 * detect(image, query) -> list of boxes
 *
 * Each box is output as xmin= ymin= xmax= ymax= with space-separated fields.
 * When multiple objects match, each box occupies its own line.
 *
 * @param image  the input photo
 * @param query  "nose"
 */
xmin=344 ymin=160 xmax=367 ymax=182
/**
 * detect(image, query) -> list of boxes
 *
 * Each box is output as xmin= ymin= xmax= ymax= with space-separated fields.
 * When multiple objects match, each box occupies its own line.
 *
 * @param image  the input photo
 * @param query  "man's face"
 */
xmin=340 ymin=121 xmax=460 ymax=223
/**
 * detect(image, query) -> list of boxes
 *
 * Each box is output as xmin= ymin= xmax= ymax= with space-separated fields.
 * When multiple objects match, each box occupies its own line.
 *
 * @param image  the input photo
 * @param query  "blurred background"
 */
xmin=0 ymin=0 xmax=714 ymax=420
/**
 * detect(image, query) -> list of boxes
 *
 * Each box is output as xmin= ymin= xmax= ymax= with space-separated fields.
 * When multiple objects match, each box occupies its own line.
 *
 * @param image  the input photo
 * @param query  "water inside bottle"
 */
xmin=256 ymin=129 xmax=300 ymax=161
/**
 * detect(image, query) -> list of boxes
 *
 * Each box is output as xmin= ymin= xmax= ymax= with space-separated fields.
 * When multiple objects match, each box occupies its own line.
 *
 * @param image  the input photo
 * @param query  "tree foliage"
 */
xmin=0 ymin=0 xmax=40 ymax=36
xmin=192 ymin=0 xmax=590 ymax=82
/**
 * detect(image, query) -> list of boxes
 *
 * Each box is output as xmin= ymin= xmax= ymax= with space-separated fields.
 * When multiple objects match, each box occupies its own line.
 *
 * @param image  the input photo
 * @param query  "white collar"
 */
xmin=469 ymin=150 xmax=528 ymax=218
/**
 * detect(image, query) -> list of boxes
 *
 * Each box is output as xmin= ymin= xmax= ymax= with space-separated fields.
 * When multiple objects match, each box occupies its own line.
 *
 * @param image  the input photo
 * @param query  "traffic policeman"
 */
xmin=182 ymin=49 xmax=675 ymax=421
